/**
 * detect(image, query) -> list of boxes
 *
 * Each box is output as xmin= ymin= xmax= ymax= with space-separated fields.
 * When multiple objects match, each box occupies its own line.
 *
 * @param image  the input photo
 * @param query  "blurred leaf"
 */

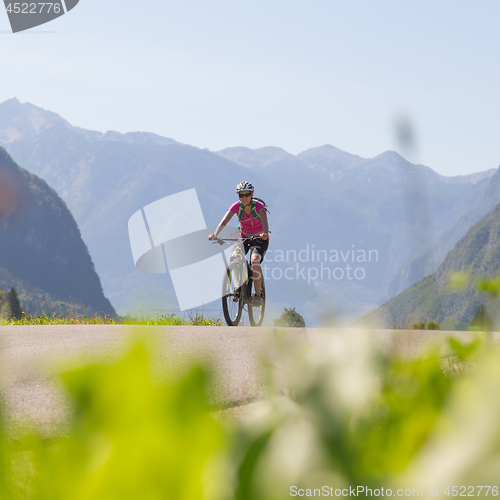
xmin=0 ymin=422 xmax=9 ymax=497
xmin=235 ymin=431 xmax=273 ymax=500
xmin=352 ymin=354 xmax=451 ymax=480
xmin=476 ymin=276 xmax=500 ymax=296
xmin=25 ymin=340 xmax=223 ymax=500
xmin=448 ymin=337 xmax=482 ymax=361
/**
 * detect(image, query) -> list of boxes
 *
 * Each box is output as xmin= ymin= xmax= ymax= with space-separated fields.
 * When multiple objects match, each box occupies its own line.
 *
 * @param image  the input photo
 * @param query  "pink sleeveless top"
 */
xmin=229 ymin=200 xmax=266 ymax=236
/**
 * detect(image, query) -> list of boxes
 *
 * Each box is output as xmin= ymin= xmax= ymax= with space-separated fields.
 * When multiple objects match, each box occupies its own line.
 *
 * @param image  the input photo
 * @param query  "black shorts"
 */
xmin=232 ymin=237 xmax=269 ymax=263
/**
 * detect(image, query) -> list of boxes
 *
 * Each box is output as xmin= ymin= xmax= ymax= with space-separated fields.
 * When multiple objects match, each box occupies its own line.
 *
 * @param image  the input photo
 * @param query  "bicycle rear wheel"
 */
xmin=248 ymin=276 xmax=266 ymax=327
xmin=222 ymin=262 xmax=243 ymax=326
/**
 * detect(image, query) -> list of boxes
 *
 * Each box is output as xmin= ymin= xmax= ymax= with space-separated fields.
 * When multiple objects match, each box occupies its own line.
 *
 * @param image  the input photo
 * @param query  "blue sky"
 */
xmin=1 ymin=0 xmax=499 ymax=176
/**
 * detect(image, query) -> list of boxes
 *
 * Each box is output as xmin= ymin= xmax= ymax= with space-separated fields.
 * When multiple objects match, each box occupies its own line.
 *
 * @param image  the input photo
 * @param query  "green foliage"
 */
xmin=0 ymin=293 xmax=11 ymax=323
xmin=2 ymin=333 xmax=500 ymax=498
xmin=477 ymin=276 xmax=500 ymax=297
xmin=11 ymin=340 xmax=223 ymax=500
xmin=412 ymin=320 xmax=441 ymax=330
xmin=7 ymin=288 xmax=22 ymax=320
xmin=274 ymin=307 xmax=306 ymax=328
xmin=448 ymin=337 xmax=482 ymax=361
xmin=123 ymin=311 xmax=223 ymax=326
xmin=7 ymin=312 xmax=223 ymax=326
xmin=425 ymin=320 xmax=441 ymax=330
xmin=354 ymin=356 xmax=450 ymax=477
xmin=225 ymin=333 xmax=494 ymax=496
xmin=0 ymin=288 xmax=12 ymax=323
xmin=0 ymin=266 xmax=109 ymax=319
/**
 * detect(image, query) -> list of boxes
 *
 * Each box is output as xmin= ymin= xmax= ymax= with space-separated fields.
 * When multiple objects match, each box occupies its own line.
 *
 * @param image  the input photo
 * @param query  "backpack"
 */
xmin=237 ymin=197 xmax=270 ymax=232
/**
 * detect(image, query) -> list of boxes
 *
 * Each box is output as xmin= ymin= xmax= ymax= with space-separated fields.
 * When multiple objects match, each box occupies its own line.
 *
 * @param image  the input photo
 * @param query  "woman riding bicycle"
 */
xmin=208 ymin=181 xmax=269 ymax=305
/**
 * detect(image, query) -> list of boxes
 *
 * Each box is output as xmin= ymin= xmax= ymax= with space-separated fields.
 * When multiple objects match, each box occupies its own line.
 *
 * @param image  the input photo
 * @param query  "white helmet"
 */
xmin=236 ymin=181 xmax=254 ymax=193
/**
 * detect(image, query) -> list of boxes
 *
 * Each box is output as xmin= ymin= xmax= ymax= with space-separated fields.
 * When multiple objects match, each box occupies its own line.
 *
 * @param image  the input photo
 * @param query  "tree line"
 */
xmin=0 ymin=287 xmax=22 ymax=320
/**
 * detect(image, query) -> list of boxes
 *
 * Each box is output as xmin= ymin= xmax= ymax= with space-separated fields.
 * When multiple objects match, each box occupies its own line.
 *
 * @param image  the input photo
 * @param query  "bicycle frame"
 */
xmin=212 ymin=235 xmax=266 ymax=326
xmin=212 ymin=236 xmax=255 ymax=297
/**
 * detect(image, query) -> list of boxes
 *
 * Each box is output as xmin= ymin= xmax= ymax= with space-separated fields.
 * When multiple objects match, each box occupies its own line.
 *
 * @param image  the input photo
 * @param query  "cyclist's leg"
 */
xmin=251 ymin=253 xmax=263 ymax=296
xmin=250 ymin=239 xmax=269 ymax=296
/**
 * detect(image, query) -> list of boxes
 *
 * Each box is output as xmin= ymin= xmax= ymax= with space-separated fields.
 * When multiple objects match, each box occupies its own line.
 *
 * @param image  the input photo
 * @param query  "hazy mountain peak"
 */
xmin=374 ymin=150 xmax=407 ymax=162
xmin=372 ymin=151 xmax=496 ymax=185
xmin=0 ymin=99 xmax=62 ymax=145
xmin=298 ymin=144 xmax=361 ymax=160
xmin=370 ymin=151 xmax=431 ymax=175
xmin=254 ymin=145 xmax=291 ymax=156
xmin=437 ymin=168 xmax=497 ymax=185
xmin=215 ymin=145 xmax=294 ymax=168
xmin=1 ymin=97 xmax=20 ymax=106
xmin=0 ymin=99 xmax=181 ymax=150
xmin=294 ymin=145 xmax=365 ymax=175
xmin=100 ymin=130 xmax=179 ymax=147
xmin=477 ymin=166 xmax=500 ymax=205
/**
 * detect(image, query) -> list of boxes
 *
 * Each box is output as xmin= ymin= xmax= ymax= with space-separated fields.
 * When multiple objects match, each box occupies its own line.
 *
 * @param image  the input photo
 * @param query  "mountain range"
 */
xmin=1 ymin=97 xmax=498 ymax=325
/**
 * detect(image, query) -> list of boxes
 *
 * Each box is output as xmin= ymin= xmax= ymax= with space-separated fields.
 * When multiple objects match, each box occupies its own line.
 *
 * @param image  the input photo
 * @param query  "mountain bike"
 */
xmin=212 ymin=236 xmax=266 ymax=327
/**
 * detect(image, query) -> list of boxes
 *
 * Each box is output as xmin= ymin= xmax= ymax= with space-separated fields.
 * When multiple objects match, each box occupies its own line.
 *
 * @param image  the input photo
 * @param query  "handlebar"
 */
xmin=211 ymin=235 xmax=260 ymax=245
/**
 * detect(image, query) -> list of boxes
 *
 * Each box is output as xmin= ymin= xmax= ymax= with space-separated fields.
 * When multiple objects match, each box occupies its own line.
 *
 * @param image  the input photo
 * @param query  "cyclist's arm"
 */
xmin=259 ymin=208 xmax=269 ymax=235
xmin=213 ymin=210 xmax=234 ymax=237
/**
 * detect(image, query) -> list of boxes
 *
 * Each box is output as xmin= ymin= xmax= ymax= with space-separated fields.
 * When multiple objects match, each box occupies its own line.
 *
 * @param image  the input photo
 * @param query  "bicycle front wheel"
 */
xmin=248 ymin=277 xmax=266 ymax=327
xmin=222 ymin=262 xmax=243 ymax=326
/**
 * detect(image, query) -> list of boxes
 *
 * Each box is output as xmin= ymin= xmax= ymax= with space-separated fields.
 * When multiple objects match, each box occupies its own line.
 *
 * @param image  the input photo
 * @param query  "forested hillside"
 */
xmin=355 ymin=201 xmax=500 ymax=330
xmin=382 ymin=166 xmax=500 ymax=302
xmin=0 ymin=146 xmax=115 ymax=317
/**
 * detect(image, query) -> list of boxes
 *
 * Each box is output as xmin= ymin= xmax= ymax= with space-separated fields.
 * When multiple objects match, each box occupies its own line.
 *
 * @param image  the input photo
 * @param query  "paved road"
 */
xmin=0 ymin=326 xmax=497 ymax=434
